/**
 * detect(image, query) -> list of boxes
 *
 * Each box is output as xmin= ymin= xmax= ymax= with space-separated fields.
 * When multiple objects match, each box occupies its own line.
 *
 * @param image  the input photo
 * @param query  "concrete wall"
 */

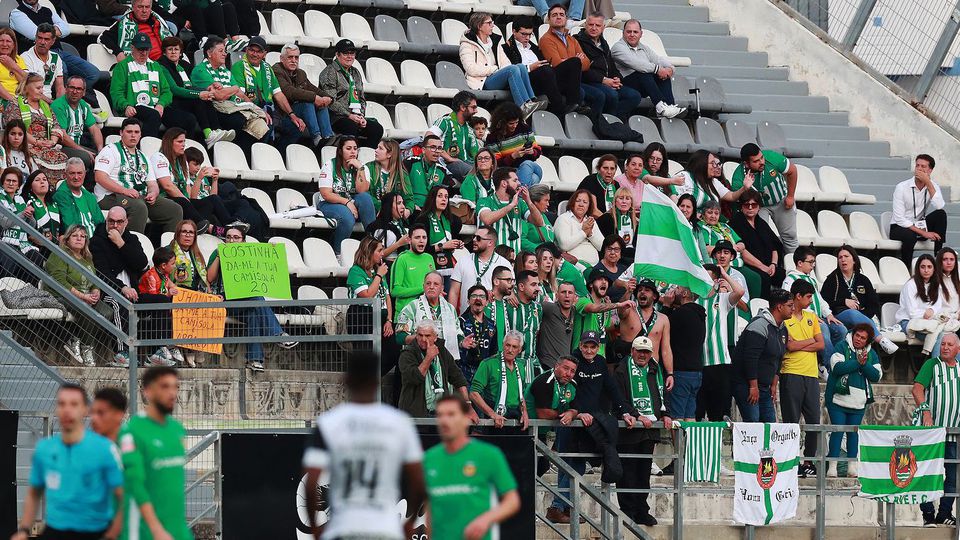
xmin=694 ymin=0 xmax=960 ymax=198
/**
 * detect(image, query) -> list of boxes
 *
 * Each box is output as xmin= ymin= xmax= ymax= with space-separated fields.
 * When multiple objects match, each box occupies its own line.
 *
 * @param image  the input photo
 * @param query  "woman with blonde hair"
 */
xmin=536 ymin=244 xmax=558 ymax=303
xmin=597 ymin=186 xmax=638 ymax=260
xmin=168 ymin=219 xmax=210 ymax=293
xmin=3 ymin=72 xmax=68 ymax=182
xmin=363 ymin=139 xmax=410 ymax=213
xmin=0 ymin=28 xmax=26 ymax=103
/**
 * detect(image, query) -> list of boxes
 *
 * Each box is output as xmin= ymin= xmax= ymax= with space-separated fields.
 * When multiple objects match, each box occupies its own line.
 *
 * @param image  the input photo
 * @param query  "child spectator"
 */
xmin=469 ymin=116 xmax=488 ymax=143
xmin=136 ymin=246 xmax=179 ymax=366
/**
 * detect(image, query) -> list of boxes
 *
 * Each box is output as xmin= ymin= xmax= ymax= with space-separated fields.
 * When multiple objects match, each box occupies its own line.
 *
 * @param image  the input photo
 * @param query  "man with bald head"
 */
xmin=914 ymin=331 xmax=960 ymax=526
xmin=54 ymin=157 xmax=104 ymax=237
xmin=91 ymin=206 xmax=147 ymax=303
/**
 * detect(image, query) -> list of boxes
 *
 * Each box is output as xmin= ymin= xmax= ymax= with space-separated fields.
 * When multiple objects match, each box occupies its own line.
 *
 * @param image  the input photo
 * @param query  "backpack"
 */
xmin=592 ymin=115 xmax=644 ymax=143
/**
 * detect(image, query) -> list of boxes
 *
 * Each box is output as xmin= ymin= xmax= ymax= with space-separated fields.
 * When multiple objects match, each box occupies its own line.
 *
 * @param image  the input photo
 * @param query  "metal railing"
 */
xmin=0 ymin=203 xmax=382 ymax=430
xmin=777 ymin=0 xmax=960 ymax=140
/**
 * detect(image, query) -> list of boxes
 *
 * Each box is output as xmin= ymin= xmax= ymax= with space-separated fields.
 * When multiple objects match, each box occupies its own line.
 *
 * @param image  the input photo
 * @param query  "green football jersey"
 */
xmin=730 ymin=150 xmax=790 ymax=207
xmin=697 ymin=291 xmax=734 ymax=367
xmin=476 ymin=196 xmax=529 ymax=255
xmin=572 ymin=297 xmax=609 ymax=357
xmin=118 ymin=414 xmax=192 ymax=540
xmin=424 ymin=439 xmax=517 ymax=540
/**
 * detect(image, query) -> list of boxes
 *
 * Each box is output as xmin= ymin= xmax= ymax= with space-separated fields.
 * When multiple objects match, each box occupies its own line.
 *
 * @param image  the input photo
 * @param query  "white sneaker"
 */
xmin=63 ymin=339 xmax=84 ymax=365
xmin=650 ymin=461 xmax=662 ymax=476
xmin=847 ymin=459 xmax=858 ymax=477
xmin=878 ymin=336 xmax=899 ymax=355
xmin=660 ymin=104 xmax=682 ymax=119
xmin=221 ymin=129 xmax=236 ymax=142
xmin=205 ymin=129 xmax=225 ymax=148
xmin=826 ymin=461 xmax=837 ymax=478
xmin=170 ymin=347 xmax=185 ymax=364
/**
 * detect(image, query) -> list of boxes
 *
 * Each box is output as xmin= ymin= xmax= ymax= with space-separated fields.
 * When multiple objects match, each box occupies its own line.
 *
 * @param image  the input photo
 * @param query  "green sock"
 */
xmin=203 ymin=128 xmax=212 ymax=138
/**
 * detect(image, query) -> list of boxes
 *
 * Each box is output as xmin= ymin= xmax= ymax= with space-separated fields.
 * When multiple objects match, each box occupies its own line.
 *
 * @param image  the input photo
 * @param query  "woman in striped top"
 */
xmin=485 ymin=102 xmax=543 ymax=187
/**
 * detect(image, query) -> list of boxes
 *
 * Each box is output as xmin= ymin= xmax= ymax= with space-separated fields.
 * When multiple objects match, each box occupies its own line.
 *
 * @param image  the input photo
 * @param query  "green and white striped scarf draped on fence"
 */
xmin=633 ymin=184 xmax=713 ymax=297
xmin=679 ymin=421 xmax=725 ymax=483
xmin=857 ymin=426 xmax=945 ymax=504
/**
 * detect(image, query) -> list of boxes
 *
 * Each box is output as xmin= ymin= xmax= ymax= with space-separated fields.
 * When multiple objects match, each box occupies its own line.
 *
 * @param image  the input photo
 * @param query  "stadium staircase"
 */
xmin=623 ymin=0 xmax=959 ymax=244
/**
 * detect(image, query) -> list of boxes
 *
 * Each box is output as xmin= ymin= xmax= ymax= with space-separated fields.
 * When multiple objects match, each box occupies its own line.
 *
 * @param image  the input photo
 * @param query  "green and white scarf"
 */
xmin=117 ymin=11 xmax=171 ymax=54
xmin=598 ymin=174 xmax=616 ymax=209
xmin=335 ymin=60 xmax=362 ymax=113
xmin=424 ymin=348 xmax=449 ymax=413
xmin=548 ymin=372 xmax=576 ymax=413
xmin=18 ymin=96 xmax=53 ymax=139
xmin=628 ymin=360 xmax=664 ymax=419
xmin=240 ymin=57 xmax=275 ymax=105
xmin=615 ymin=208 xmax=635 ymax=245
xmin=496 ymin=354 xmax=525 ymax=416
xmin=114 ymin=142 xmax=148 ymax=194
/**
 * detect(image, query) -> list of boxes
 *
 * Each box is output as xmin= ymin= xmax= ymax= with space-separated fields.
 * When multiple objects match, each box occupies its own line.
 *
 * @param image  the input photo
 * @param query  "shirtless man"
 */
xmin=609 ymin=279 xmax=673 ymax=388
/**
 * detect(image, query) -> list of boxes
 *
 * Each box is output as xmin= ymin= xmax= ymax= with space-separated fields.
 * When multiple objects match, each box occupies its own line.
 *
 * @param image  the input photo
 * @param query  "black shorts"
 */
xmin=39 ymin=528 xmax=106 ymax=540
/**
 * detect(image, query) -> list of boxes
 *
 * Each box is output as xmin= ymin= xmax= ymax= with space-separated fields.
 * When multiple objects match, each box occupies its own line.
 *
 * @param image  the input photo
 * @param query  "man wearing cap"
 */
xmin=697 ymin=263 xmax=745 ymax=422
xmin=572 ymin=268 xmax=632 ymax=358
xmin=317 ymin=39 xmax=384 ymax=148
xmin=231 ymin=36 xmax=305 ymax=145
xmin=273 ymin=43 xmax=335 ymax=148
xmin=489 ymin=270 xmax=543 ymax=381
xmin=614 ymin=335 xmax=671 ymax=525
xmin=98 ymin=0 xmax=172 ymax=62
xmin=109 ymin=32 xmax=191 ymax=138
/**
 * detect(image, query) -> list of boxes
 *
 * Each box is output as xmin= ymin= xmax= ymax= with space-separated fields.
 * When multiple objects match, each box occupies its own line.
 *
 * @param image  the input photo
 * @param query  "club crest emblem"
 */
xmin=757 ymin=449 xmax=777 ymax=489
xmin=889 ymin=434 xmax=917 ymax=489
xmin=463 ymin=462 xmax=477 ymax=477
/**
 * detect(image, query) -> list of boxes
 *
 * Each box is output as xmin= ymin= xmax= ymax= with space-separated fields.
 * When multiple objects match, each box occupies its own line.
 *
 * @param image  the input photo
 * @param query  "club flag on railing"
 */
xmin=857 ymin=425 xmax=945 ymax=504
xmin=679 ymin=421 xmax=725 ymax=483
xmin=633 ymin=184 xmax=713 ymax=297
xmin=732 ymin=422 xmax=800 ymax=525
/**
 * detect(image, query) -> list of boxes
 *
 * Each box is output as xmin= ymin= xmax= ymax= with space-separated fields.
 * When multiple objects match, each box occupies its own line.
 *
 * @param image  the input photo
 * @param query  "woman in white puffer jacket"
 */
xmin=459 ymin=12 xmax=546 ymax=118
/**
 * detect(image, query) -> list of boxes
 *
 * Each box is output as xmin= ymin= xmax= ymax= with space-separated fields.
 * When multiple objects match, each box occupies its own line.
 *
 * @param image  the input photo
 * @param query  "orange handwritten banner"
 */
xmin=173 ymin=289 xmax=226 ymax=354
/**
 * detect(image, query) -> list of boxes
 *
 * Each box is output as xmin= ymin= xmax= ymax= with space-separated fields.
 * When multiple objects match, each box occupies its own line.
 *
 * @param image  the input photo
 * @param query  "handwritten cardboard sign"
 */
xmin=219 ymin=242 xmax=292 ymax=300
xmin=173 ymin=289 xmax=226 ymax=354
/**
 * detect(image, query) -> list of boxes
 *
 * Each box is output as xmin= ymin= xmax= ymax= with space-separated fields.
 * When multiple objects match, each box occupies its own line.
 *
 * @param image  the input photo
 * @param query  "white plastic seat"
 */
xmin=286 ymin=144 xmax=322 ymax=182
xmin=491 ymin=0 xmax=535 ymax=15
xmin=639 ymin=28 xmax=691 ymax=67
xmin=393 ymin=102 xmax=430 ymax=139
xmin=667 ymin=159 xmax=683 ymax=176
xmin=860 ymin=257 xmax=883 ymax=291
xmin=340 ymin=238 xmax=361 ymax=270
xmin=475 ymin=106 xmax=491 ymax=122
xmin=131 ymin=231 xmax=155 ymax=263
xmin=879 ymin=256 xmax=912 ymax=293
xmin=795 ymin=209 xmax=824 ymax=247
xmin=441 ymin=19 xmax=468 ymax=46
xmin=814 ymin=253 xmax=836 ymax=283
xmin=535 ymin=155 xmax=559 ymax=188
xmin=297 ymin=285 xmax=329 ymax=300
xmin=302 ymin=237 xmax=346 ymax=277
xmin=275 ymin=9 xmax=331 ymax=49
xmin=793 ymin=164 xmax=820 ymax=203
xmin=320 ymin=145 xmax=336 ymax=164
xmin=722 ymin=161 xmax=738 ymax=180
xmin=849 ymin=211 xmax=900 ymax=251
xmin=140 ymin=136 xmax=161 ymax=157
xmin=214 ymin=141 xmax=273 ymax=182
xmin=749 ymin=298 xmax=769 ymax=316
xmin=881 ymin=302 xmax=907 ymax=342
xmin=196 ymin=234 xmax=222 ymax=262
xmin=243 ymin=187 xmax=303 ymax=230
xmin=276 ymin=188 xmax=333 ymax=230
xmin=365 ymin=101 xmax=402 ymax=139
xmin=602 ymin=27 xmax=622 ymax=48
xmin=268 ymin=236 xmax=308 ymax=275
xmin=299 ymin=53 xmax=327 ymax=82
xmin=402 ymin=59 xmax=457 ymax=98
xmin=557 ymin=156 xmax=589 ymax=192
xmin=881 ymin=211 xmax=934 ymax=251
xmin=427 ymin=103 xmax=453 ymax=124
xmin=783 ymin=257 xmax=796 ymax=273
xmin=160 ymin=231 xmax=173 ymax=247
xmin=557 ymin=200 xmax=567 ymax=215
xmin=369 ymin=57 xmax=427 ymax=97
xmin=93 ymin=90 xmax=123 ymax=128
xmin=257 ymin=11 xmax=288 ymax=46
xmin=304 ymin=10 xmax=340 ymax=41
xmin=817 ymin=210 xmax=870 ymax=250
xmin=86 ymin=43 xmax=116 ymax=72
xmin=341 ymin=13 xmax=400 ymax=52
xmin=249 ymin=142 xmax=289 ymax=182
xmin=819 ymin=165 xmax=876 ymax=205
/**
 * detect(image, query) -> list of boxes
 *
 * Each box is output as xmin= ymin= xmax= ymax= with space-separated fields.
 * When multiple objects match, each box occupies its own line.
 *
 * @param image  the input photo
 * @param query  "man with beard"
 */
xmin=449 ymin=225 xmax=512 ymax=313
xmin=477 ymin=167 xmax=544 ymax=255
xmin=458 ymin=284 xmax=497 ymax=383
xmin=573 ymin=269 xmax=632 ymax=358
xmin=428 ymin=90 xmax=480 ymax=182
xmin=489 ymin=266 xmax=515 ymax=303
xmin=539 ymin=282 xmax=578 ymax=369
xmin=489 ymin=270 xmax=543 ymax=380
xmin=118 ymin=367 xmax=191 ymax=540
xmin=611 ymin=279 xmax=673 ymax=378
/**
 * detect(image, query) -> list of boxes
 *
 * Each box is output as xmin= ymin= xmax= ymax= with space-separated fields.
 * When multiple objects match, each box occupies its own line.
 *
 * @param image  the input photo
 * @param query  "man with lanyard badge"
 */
xmin=230 ymin=36 xmax=305 ymax=144
xmin=889 ymin=153 xmax=947 ymax=266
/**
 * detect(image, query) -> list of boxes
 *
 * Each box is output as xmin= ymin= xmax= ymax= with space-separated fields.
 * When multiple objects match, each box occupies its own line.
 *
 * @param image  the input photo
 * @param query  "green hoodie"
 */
xmin=52 ymin=180 xmax=104 ymax=237
xmin=390 ymin=250 xmax=436 ymax=315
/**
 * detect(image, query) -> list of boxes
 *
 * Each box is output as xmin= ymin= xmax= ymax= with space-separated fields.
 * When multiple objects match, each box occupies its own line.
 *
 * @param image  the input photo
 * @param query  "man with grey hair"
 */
xmin=611 ymin=19 xmax=685 ymax=119
xmin=470 ymin=330 xmax=530 ymax=430
xmin=398 ymin=318 xmax=477 ymax=420
xmin=273 ymin=43 xmax=335 ymax=147
xmin=914 ymin=331 xmax=960 ymax=526
xmin=54 ymin=158 xmax=103 ymax=236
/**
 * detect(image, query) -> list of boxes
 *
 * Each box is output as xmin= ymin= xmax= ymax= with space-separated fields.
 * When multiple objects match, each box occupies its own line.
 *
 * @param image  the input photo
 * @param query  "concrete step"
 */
xmin=678 ymin=65 xmax=790 ymax=80
xmin=827 ymin=168 xmax=907 ymax=187
xmin=659 ymin=33 xmax=749 ymax=52
xmin=669 ymin=48 xmax=770 ymax=67
xmin=787 ymin=138 xmax=891 ymax=157
xmin=727 ymin=93 xmax=830 ymax=113
xmin=643 ymin=20 xmax=731 ymax=36
xmin=715 ymin=78 xmax=810 ymax=96
xmin=778 ymin=124 xmax=871 ymax=141
xmin=795 ymin=156 xmax=912 ymax=171
xmin=624 ymin=5 xmax=711 ymax=22
xmin=720 ymin=110 xmax=851 ymax=126
xmin=618 ymin=0 xmax=696 ymax=7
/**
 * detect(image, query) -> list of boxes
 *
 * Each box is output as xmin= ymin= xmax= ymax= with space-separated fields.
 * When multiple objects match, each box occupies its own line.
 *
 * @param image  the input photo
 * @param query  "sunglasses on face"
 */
xmin=742 ymin=202 xmax=759 ymax=208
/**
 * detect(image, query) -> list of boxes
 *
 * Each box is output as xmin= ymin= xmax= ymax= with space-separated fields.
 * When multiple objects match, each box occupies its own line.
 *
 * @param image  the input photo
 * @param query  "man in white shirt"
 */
xmin=20 ymin=23 xmax=63 ymax=102
xmin=889 ymin=153 xmax=946 ymax=266
xmin=610 ymin=19 xmax=685 ymax=119
xmin=448 ymin=225 xmax=512 ymax=312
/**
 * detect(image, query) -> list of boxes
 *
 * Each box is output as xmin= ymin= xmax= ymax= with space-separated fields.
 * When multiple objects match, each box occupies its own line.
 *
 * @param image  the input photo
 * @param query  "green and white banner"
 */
xmin=857 ymin=425 xmax=945 ymax=504
xmin=634 ymin=184 xmax=713 ymax=297
xmin=732 ymin=422 xmax=800 ymax=525
xmin=680 ymin=421 xmax=725 ymax=483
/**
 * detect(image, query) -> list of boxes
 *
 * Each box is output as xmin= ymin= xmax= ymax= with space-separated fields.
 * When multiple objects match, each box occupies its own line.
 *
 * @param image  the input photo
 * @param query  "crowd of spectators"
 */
xmin=0 ymin=1 xmax=958 ymax=529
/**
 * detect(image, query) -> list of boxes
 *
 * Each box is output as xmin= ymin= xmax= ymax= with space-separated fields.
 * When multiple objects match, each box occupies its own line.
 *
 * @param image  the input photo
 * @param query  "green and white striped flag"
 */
xmin=680 ymin=421 xmax=725 ymax=483
xmin=858 ymin=426 xmax=945 ymax=504
xmin=732 ymin=422 xmax=800 ymax=525
xmin=634 ymin=184 xmax=713 ymax=297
